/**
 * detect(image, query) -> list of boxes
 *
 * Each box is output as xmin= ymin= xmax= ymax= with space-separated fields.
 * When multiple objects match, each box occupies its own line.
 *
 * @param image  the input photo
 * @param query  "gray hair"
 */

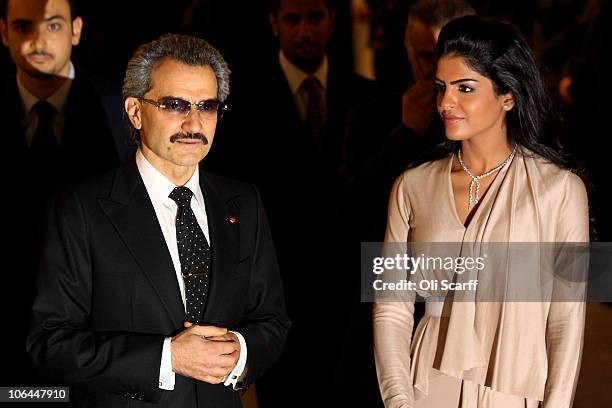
xmin=122 ymin=33 xmax=231 ymax=145
xmin=407 ymin=0 xmax=475 ymax=30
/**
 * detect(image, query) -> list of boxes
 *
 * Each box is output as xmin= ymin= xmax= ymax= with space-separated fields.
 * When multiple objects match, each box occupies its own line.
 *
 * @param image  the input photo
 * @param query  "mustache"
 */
xmin=170 ymin=132 xmax=209 ymax=145
xmin=26 ymin=51 xmax=54 ymax=58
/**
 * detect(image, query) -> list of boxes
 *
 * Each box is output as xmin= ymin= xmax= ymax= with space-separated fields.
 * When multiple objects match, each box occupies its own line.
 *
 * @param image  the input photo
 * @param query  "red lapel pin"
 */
xmin=229 ymin=216 xmax=237 ymax=224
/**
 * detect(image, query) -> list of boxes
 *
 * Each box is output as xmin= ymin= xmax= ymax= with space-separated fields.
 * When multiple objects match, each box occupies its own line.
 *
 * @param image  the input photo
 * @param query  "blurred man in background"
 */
xmin=0 ymin=0 xmax=126 ymax=387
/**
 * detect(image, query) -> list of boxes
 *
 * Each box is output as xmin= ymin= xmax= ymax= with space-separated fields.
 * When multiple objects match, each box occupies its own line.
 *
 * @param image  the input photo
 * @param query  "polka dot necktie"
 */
xmin=169 ymin=186 xmax=211 ymax=323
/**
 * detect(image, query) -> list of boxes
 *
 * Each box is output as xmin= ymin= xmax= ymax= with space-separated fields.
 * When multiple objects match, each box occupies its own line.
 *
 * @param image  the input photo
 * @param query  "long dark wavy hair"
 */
xmin=411 ymin=15 xmax=576 ymax=172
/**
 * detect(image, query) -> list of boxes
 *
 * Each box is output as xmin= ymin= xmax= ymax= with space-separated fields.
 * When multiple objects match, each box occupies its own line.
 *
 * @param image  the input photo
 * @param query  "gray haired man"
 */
xmin=27 ymin=33 xmax=290 ymax=407
xmin=403 ymin=0 xmax=476 ymax=135
xmin=340 ymin=0 xmax=475 ymax=237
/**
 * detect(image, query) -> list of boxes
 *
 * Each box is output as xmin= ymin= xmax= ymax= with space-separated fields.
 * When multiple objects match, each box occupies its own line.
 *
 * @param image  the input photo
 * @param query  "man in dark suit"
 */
xmin=0 ymin=0 xmax=126 ymax=387
xmin=0 ymin=0 xmax=129 ymax=171
xmin=27 ymin=34 xmax=290 ymax=407
xmin=203 ymin=1 xmax=380 ymax=406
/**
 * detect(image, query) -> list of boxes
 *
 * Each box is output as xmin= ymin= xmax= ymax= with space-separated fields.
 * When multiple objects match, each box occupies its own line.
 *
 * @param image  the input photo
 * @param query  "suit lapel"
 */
xmin=0 ymin=77 xmax=27 ymax=152
xmin=271 ymin=62 xmax=307 ymax=138
xmin=199 ymin=169 xmax=240 ymax=325
xmin=61 ymin=74 xmax=103 ymax=150
xmin=323 ymin=66 xmax=350 ymax=157
xmin=99 ymin=161 xmax=185 ymax=326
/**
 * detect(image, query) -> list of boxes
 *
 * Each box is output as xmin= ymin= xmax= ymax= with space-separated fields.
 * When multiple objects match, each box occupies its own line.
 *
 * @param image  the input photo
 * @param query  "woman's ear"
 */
xmin=502 ymin=93 xmax=515 ymax=111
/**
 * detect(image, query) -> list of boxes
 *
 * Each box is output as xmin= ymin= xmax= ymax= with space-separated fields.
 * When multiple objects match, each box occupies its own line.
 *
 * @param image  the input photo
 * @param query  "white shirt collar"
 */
xmin=135 ymin=149 xmax=205 ymax=208
xmin=17 ymin=62 xmax=76 ymax=115
xmin=278 ymin=50 xmax=328 ymax=95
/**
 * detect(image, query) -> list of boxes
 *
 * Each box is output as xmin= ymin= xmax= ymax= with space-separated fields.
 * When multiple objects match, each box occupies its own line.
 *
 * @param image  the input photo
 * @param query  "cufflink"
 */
xmin=234 ymin=378 xmax=246 ymax=391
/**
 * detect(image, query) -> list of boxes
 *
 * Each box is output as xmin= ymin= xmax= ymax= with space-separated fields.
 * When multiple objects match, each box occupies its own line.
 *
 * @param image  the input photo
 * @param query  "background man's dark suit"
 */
xmin=26 ymin=160 xmax=290 ymax=407
xmin=210 ymin=59 xmax=380 ymax=219
xmin=206 ymin=58 xmax=380 ymax=406
xmin=1 ymin=69 xmax=130 ymax=171
xmin=341 ymin=93 xmax=444 ymax=241
xmin=0 ymin=69 xmax=125 ymax=386
xmin=337 ymin=93 xmax=444 ymax=408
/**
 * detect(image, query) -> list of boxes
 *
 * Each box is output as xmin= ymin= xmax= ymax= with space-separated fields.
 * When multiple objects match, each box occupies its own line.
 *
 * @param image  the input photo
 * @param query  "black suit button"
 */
xmin=138 ymin=394 xmax=144 ymax=401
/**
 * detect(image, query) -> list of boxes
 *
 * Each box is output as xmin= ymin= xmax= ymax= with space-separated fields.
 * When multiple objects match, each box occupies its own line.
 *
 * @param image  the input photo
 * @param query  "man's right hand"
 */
xmin=171 ymin=324 xmax=240 ymax=384
xmin=401 ymin=79 xmax=435 ymax=135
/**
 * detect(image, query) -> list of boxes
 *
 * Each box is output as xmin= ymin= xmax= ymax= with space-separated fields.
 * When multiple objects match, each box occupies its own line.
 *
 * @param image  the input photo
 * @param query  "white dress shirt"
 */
xmin=17 ymin=62 xmax=75 ymax=146
xmin=278 ymin=50 xmax=328 ymax=121
xmin=135 ymin=150 xmax=247 ymax=391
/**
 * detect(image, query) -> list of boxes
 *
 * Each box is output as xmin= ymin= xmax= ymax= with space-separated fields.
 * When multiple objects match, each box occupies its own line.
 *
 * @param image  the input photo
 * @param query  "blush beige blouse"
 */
xmin=373 ymin=149 xmax=588 ymax=408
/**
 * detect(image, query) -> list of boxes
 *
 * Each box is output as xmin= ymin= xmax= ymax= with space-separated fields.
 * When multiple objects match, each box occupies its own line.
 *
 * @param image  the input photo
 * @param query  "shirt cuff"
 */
xmin=159 ymin=337 xmax=175 ymax=390
xmin=223 ymin=331 xmax=247 ymax=389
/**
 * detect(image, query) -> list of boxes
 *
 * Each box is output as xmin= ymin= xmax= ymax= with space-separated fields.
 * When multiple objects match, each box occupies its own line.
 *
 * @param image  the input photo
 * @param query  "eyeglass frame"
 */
xmin=139 ymin=96 xmax=229 ymax=119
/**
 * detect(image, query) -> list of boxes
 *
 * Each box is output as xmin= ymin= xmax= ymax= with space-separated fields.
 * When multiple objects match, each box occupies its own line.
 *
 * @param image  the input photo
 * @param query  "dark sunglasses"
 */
xmin=140 ymin=97 xmax=228 ymax=119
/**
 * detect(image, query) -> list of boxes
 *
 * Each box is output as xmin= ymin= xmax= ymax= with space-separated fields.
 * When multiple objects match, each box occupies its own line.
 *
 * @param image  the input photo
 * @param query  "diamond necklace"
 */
xmin=456 ymin=147 xmax=516 ymax=209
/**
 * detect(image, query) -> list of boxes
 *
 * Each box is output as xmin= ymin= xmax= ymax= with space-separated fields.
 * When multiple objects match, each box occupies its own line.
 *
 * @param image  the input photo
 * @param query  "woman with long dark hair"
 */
xmin=373 ymin=16 xmax=587 ymax=407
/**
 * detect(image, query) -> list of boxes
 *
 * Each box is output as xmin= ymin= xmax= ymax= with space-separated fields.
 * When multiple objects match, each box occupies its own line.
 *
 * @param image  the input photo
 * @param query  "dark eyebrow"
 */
xmin=160 ymin=96 xmax=216 ymax=103
xmin=435 ymin=78 xmax=480 ymax=85
xmin=450 ymin=78 xmax=479 ymax=85
xmin=44 ymin=15 xmax=66 ymax=22
xmin=11 ymin=15 xmax=65 ymax=25
xmin=159 ymin=95 xmax=186 ymax=100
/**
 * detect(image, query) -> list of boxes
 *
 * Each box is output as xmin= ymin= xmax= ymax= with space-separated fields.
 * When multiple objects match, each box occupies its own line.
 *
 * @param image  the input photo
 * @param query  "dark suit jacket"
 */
xmin=0 ymin=69 xmax=126 ymax=386
xmin=0 ymin=68 xmax=126 ymax=236
xmin=26 ymin=160 xmax=290 ymax=407
xmin=208 ymin=58 xmax=381 ymax=314
xmin=208 ymin=57 xmax=381 ymax=256
xmin=209 ymin=58 xmax=379 ymax=177
xmin=0 ymin=68 xmax=129 ymax=176
xmin=204 ymin=58 xmax=380 ymax=406
xmin=341 ymin=92 xmax=445 ymax=241
xmin=337 ymin=92 xmax=444 ymax=408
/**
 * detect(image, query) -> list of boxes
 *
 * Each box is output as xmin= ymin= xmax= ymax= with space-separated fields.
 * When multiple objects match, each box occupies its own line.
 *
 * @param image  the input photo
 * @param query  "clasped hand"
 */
xmin=171 ymin=322 xmax=240 ymax=384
